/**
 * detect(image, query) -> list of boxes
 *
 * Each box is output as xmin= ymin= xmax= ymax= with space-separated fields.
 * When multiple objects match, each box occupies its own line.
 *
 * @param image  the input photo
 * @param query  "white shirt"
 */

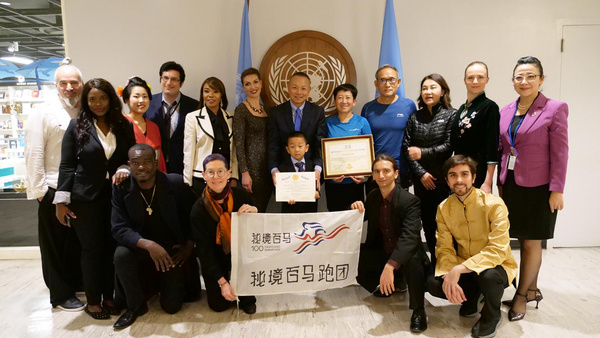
xmin=24 ymin=94 xmax=79 ymax=200
xmin=93 ymin=119 xmax=117 ymax=179
xmin=162 ymin=92 xmax=182 ymax=138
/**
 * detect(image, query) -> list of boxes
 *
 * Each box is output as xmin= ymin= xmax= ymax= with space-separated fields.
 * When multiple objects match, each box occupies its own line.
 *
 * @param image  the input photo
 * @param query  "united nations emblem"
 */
xmin=259 ymin=31 xmax=356 ymax=114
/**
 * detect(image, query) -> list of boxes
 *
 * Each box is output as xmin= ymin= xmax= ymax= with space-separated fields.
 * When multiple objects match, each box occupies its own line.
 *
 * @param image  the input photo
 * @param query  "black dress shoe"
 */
xmin=472 ymin=316 xmax=502 ymax=337
xmin=410 ymin=307 xmax=428 ymax=333
xmin=113 ymin=303 xmax=148 ymax=330
xmin=241 ymin=302 xmax=257 ymax=314
xmin=372 ymin=289 xmax=392 ymax=298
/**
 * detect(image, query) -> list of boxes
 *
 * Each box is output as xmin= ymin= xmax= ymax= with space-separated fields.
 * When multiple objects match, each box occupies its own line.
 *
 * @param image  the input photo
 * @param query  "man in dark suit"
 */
xmin=146 ymin=61 xmax=199 ymax=174
xmin=268 ymin=71 xmax=327 ymax=190
xmin=351 ymin=154 xmax=430 ymax=333
xmin=111 ymin=144 xmax=198 ymax=329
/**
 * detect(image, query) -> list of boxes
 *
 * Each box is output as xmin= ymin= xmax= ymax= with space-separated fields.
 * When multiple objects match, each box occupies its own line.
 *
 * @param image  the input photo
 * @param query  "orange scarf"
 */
xmin=202 ymin=186 xmax=233 ymax=254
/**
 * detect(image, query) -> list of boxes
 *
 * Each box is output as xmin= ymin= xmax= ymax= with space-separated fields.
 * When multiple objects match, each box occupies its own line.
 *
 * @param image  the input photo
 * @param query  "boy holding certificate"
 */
xmin=277 ymin=132 xmax=320 ymax=213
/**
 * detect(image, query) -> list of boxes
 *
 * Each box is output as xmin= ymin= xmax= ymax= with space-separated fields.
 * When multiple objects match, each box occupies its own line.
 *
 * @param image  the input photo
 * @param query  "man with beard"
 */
xmin=428 ymin=155 xmax=517 ymax=338
xmin=25 ymin=58 xmax=85 ymax=311
xmin=111 ymin=144 xmax=197 ymax=329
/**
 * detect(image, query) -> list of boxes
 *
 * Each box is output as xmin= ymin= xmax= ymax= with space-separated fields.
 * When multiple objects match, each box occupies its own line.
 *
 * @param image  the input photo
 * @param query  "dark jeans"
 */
xmin=325 ymin=181 xmax=364 ymax=211
xmin=412 ymin=177 xmax=450 ymax=267
xmin=69 ymin=182 xmax=115 ymax=306
xmin=203 ymin=272 xmax=256 ymax=312
xmin=38 ymin=188 xmax=82 ymax=306
xmin=114 ymin=246 xmax=186 ymax=314
xmin=357 ymin=246 xmax=428 ymax=309
xmin=428 ymin=265 xmax=509 ymax=321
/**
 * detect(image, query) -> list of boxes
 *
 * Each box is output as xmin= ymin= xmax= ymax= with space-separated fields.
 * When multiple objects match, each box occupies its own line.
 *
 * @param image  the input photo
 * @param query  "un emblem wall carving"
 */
xmin=260 ymin=31 xmax=356 ymax=114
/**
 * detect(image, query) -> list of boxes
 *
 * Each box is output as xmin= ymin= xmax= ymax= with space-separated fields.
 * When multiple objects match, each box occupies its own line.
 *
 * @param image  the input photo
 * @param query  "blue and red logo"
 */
xmin=293 ymin=222 xmax=349 ymax=254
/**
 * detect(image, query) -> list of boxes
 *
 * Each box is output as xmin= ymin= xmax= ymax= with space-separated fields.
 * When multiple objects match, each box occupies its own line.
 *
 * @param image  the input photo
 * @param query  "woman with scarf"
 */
xmin=190 ymin=153 xmax=258 ymax=314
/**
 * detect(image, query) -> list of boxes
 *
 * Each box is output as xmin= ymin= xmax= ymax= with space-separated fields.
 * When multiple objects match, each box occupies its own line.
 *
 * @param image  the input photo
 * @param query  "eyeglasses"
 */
xmin=513 ymin=74 xmax=540 ymax=83
xmin=204 ymin=169 xmax=228 ymax=178
xmin=161 ymin=76 xmax=181 ymax=83
xmin=377 ymin=78 xmax=397 ymax=85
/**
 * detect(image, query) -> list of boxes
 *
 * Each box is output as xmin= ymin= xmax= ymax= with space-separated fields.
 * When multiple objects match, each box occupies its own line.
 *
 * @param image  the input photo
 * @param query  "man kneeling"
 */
xmin=351 ymin=154 xmax=430 ymax=333
xmin=428 ymin=155 xmax=517 ymax=338
xmin=111 ymin=144 xmax=197 ymax=329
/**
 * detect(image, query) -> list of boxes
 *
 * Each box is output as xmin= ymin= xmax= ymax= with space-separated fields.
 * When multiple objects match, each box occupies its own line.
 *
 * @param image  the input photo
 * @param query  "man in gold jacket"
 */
xmin=428 ymin=155 xmax=517 ymax=338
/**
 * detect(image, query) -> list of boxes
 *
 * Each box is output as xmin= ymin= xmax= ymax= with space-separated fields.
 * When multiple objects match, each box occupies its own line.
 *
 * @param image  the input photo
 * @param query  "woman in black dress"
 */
xmin=451 ymin=61 xmax=500 ymax=193
xmin=233 ymin=68 xmax=273 ymax=212
xmin=190 ymin=153 xmax=258 ymax=314
xmin=402 ymin=74 xmax=456 ymax=263
xmin=54 ymin=78 xmax=135 ymax=319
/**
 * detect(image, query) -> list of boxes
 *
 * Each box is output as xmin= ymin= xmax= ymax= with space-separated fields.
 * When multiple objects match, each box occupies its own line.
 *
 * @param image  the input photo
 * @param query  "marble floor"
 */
xmin=0 ymin=247 xmax=599 ymax=337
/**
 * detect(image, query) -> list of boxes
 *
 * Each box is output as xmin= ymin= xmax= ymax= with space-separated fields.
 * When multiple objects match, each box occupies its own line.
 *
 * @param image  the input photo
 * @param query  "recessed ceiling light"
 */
xmin=0 ymin=2 xmax=12 ymax=6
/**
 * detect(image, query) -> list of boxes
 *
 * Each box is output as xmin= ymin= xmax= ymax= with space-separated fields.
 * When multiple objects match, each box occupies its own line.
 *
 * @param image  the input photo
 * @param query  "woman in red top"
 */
xmin=122 ymin=77 xmax=166 ymax=171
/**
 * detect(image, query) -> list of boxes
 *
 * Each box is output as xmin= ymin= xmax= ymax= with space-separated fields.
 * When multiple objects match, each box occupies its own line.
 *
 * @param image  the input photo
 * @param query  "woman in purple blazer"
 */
xmin=498 ymin=56 xmax=568 ymax=322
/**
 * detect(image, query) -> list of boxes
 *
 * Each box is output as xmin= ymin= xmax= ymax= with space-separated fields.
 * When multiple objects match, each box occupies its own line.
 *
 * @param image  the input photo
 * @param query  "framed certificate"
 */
xmin=275 ymin=172 xmax=316 ymax=202
xmin=321 ymin=135 xmax=375 ymax=179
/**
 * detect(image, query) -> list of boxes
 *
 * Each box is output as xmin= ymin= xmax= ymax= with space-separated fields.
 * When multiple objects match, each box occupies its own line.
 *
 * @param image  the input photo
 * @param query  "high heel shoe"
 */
xmin=502 ymin=288 xmax=543 ymax=307
xmin=508 ymin=292 xmax=527 ymax=322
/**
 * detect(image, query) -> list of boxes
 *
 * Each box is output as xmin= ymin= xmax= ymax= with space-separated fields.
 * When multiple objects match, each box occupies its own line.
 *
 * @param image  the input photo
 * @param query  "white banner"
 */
xmin=231 ymin=210 xmax=363 ymax=296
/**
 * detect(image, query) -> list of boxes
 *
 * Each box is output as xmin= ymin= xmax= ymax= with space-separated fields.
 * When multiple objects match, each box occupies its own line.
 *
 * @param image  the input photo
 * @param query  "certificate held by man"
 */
xmin=275 ymin=172 xmax=316 ymax=202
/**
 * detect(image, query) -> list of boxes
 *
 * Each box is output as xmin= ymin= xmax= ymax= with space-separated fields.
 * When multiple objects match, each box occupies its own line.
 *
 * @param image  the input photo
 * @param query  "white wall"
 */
xmin=63 ymin=0 xmax=600 ymax=246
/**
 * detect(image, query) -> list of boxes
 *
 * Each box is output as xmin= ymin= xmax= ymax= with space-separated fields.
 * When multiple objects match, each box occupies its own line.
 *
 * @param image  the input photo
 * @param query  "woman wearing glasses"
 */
xmin=233 ymin=68 xmax=272 ymax=212
xmin=190 ymin=154 xmax=258 ymax=314
xmin=402 ymin=74 xmax=456 ymax=264
xmin=451 ymin=62 xmax=500 ymax=193
xmin=498 ymin=56 xmax=569 ymax=322
xmin=183 ymin=77 xmax=238 ymax=196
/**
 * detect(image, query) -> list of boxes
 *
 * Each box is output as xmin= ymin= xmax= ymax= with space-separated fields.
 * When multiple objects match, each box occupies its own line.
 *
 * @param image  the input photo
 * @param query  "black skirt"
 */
xmin=503 ymin=171 xmax=557 ymax=239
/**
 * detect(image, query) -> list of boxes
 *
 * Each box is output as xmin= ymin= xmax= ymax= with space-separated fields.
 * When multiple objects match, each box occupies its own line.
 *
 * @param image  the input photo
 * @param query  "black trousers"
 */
xmin=69 ymin=182 xmax=115 ymax=305
xmin=114 ymin=246 xmax=185 ymax=314
xmin=281 ymin=201 xmax=318 ymax=213
xmin=38 ymin=188 xmax=82 ymax=306
xmin=203 ymin=272 xmax=256 ymax=312
xmin=412 ymin=178 xmax=450 ymax=266
xmin=357 ymin=246 xmax=427 ymax=309
xmin=325 ymin=181 xmax=364 ymax=211
xmin=428 ymin=265 xmax=509 ymax=321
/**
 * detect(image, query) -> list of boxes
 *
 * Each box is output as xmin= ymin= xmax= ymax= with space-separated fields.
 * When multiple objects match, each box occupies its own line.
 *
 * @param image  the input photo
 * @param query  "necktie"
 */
xmin=294 ymin=108 xmax=302 ymax=131
xmin=295 ymin=161 xmax=305 ymax=172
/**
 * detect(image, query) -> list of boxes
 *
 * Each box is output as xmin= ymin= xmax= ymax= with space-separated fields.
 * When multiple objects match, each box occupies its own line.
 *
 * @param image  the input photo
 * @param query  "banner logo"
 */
xmin=293 ymin=222 xmax=349 ymax=254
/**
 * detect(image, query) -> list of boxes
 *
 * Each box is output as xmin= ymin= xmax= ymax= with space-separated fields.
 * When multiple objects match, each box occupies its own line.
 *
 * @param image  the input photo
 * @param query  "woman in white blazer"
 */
xmin=183 ymin=77 xmax=238 ymax=196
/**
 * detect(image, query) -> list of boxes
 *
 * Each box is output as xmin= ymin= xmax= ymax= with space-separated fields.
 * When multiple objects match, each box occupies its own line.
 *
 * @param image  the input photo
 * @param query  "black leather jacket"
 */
xmin=402 ymin=104 xmax=457 ymax=179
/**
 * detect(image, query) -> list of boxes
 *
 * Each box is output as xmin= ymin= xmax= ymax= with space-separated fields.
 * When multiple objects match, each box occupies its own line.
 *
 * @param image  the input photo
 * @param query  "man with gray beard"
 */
xmin=25 ymin=58 xmax=85 ymax=311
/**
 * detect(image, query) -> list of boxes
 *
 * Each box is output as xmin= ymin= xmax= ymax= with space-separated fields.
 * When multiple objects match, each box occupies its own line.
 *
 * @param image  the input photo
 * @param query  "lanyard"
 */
xmin=508 ymin=105 xmax=526 ymax=155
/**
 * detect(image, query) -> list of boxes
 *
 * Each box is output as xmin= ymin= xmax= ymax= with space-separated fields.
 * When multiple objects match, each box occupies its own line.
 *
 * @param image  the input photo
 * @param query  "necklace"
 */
xmin=140 ymin=185 xmax=156 ymax=215
xmin=517 ymin=101 xmax=533 ymax=111
xmin=246 ymin=100 xmax=264 ymax=114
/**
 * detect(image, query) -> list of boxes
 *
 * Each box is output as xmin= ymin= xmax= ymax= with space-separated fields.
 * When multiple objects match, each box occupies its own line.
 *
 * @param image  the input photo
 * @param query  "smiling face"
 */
xmin=129 ymin=148 xmax=157 ymax=186
xmin=375 ymin=67 xmax=400 ymax=99
xmin=421 ymin=79 xmax=444 ymax=109
xmin=287 ymin=75 xmax=311 ymax=107
xmin=126 ymin=86 xmax=150 ymax=115
xmin=446 ymin=164 xmax=475 ymax=199
xmin=242 ymin=74 xmax=262 ymax=99
xmin=513 ymin=63 xmax=544 ymax=99
xmin=372 ymin=159 xmax=398 ymax=191
xmin=160 ymin=69 xmax=182 ymax=99
xmin=55 ymin=67 xmax=83 ymax=107
xmin=204 ymin=159 xmax=231 ymax=194
xmin=203 ymin=83 xmax=222 ymax=112
xmin=87 ymin=87 xmax=110 ymax=118
xmin=334 ymin=89 xmax=356 ymax=115
xmin=464 ymin=63 xmax=489 ymax=97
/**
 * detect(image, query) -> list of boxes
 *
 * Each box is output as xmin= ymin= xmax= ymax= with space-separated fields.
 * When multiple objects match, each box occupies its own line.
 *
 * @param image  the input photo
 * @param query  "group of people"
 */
xmin=23 ymin=55 xmax=568 ymax=337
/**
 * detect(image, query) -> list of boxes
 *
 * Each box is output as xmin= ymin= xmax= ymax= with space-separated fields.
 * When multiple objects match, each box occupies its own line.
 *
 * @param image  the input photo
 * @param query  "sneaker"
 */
xmin=460 ymin=300 xmax=479 ymax=318
xmin=471 ymin=316 xmax=502 ymax=338
xmin=55 ymin=297 xmax=85 ymax=312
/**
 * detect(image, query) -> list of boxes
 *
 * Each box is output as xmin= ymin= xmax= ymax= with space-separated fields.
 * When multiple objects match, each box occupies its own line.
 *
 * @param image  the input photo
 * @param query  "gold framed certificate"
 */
xmin=321 ymin=135 xmax=375 ymax=180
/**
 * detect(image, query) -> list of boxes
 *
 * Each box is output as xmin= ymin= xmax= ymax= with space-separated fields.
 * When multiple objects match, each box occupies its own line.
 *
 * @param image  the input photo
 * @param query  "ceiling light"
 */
xmin=1 ymin=56 xmax=33 ymax=65
xmin=0 ymin=2 xmax=11 ymax=6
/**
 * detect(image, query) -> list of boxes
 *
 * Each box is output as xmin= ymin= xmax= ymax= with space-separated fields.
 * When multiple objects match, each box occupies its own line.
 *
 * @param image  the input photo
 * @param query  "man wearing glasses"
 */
xmin=147 ymin=61 xmax=199 ymax=174
xmin=361 ymin=65 xmax=416 ymax=190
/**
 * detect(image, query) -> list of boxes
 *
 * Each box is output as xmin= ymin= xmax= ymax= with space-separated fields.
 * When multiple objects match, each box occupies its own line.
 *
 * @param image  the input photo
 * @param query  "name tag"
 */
xmin=507 ymin=155 xmax=516 ymax=170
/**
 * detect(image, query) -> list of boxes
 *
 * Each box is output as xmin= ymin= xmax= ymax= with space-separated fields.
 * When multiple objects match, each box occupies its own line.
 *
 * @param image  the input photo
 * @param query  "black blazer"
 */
xmin=146 ymin=92 xmax=199 ymax=174
xmin=363 ymin=185 xmax=428 ymax=266
xmin=57 ymin=119 xmax=135 ymax=202
xmin=111 ymin=171 xmax=196 ymax=249
xmin=190 ymin=187 xmax=254 ymax=282
xmin=268 ymin=100 xmax=327 ymax=171
xmin=277 ymin=156 xmax=315 ymax=173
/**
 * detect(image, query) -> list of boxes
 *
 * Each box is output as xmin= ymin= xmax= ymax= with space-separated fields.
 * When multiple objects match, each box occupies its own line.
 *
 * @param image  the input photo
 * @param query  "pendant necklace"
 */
xmin=140 ymin=185 xmax=156 ymax=215
xmin=246 ymin=100 xmax=264 ymax=114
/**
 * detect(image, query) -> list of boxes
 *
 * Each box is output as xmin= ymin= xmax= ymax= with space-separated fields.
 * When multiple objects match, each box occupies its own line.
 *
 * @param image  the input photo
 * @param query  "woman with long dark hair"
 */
xmin=402 ymin=74 xmax=456 ymax=263
xmin=54 ymin=78 xmax=135 ymax=319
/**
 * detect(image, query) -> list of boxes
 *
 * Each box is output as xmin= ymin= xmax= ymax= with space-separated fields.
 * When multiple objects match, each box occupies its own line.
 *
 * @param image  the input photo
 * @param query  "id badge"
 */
xmin=507 ymin=155 xmax=516 ymax=170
